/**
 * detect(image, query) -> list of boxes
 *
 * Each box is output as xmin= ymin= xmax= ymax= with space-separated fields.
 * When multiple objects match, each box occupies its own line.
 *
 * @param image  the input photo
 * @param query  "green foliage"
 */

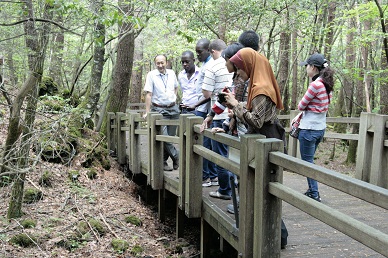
xmin=111 ymin=238 xmax=129 ymax=253
xmin=87 ymin=168 xmax=98 ymax=179
xmin=125 ymin=215 xmax=142 ymax=226
xmin=77 ymin=218 xmax=106 ymax=237
xmin=23 ymin=188 xmax=43 ymax=204
xmin=0 ymin=176 xmax=12 ymax=187
xmin=39 ymin=77 xmax=59 ymax=97
xmin=21 ymin=219 xmax=36 ymax=228
xmin=9 ymin=233 xmax=37 ymax=247
xmin=38 ymin=95 xmax=69 ymax=113
xmin=38 ymin=171 xmax=53 ymax=187
xmin=56 ymin=236 xmax=88 ymax=252
xmin=131 ymin=244 xmax=144 ymax=256
xmin=68 ymin=170 xmax=80 ymax=182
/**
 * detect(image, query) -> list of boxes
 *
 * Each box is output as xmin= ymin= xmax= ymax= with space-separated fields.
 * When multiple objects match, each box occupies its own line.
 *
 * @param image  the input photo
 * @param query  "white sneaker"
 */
xmin=202 ymin=178 xmax=211 ymax=187
xmin=211 ymin=177 xmax=219 ymax=186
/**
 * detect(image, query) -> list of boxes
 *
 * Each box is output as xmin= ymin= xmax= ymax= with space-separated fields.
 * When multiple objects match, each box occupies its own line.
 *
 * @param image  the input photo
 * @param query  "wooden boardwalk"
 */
xmin=161 ymin=157 xmax=388 ymax=257
xmin=116 ymin=113 xmax=388 ymax=257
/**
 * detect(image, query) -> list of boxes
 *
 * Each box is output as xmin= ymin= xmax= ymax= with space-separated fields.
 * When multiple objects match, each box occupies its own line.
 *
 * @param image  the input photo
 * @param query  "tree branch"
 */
xmin=0 ymin=18 xmax=81 ymax=36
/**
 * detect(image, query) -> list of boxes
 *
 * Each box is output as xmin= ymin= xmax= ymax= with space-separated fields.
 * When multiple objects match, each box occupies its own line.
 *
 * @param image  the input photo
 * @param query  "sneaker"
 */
xmin=202 ymin=178 xmax=211 ymax=187
xmin=210 ymin=177 xmax=219 ymax=186
xmin=209 ymin=191 xmax=231 ymax=200
xmin=227 ymin=204 xmax=236 ymax=214
xmin=164 ymin=162 xmax=173 ymax=171
xmin=304 ymin=192 xmax=321 ymax=202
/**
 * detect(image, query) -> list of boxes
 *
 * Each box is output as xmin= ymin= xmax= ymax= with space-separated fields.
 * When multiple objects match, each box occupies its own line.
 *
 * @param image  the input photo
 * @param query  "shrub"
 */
xmin=125 ymin=215 xmax=142 ymax=226
xmin=111 ymin=238 xmax=129 ymax=253
xmin=23 ymin=188 xmax=43 ymax=204
xmin=9 ymin=233 xmax=36 ymax=247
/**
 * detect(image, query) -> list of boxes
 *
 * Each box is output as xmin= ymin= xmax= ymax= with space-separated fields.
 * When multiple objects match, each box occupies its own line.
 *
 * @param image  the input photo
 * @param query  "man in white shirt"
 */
xmin=178 ymin=51 xmax=200 ymax=114
xmin=143 ymin=54 xmax=179 ymax=171
xmin=201 ymin=39 xmax=233 ymax=199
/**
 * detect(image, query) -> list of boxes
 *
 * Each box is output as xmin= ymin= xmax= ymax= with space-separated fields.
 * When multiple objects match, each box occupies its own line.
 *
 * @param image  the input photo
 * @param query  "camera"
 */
xmin=217 ymin=92 xmax=226 ymax=103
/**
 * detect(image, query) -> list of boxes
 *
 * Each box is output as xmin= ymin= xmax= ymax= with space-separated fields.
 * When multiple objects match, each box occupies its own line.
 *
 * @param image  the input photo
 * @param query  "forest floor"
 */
xmin=0 ymin=115 xmax=356 ymax=258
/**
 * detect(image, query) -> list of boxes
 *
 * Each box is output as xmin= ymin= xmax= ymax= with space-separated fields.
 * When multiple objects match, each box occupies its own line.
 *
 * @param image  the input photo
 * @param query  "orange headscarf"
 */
xmin=229 ymin=48 xmax=284 ymax=111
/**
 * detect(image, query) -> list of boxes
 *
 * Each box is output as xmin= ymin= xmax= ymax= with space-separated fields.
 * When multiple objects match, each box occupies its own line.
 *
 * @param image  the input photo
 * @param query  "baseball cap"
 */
xmin=299 ymin=53 xmax=326 ymax=67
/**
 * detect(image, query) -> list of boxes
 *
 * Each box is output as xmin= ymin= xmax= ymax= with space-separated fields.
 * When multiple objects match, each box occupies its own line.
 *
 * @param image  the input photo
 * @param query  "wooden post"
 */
xmin=158 ymin=189 xmax=165 ymax=222
xmin=116 ymin=112 xmax=126 ymax=165
xmin=356 ymin=112 xmax=374 ymax=182
xmin=185 ymin=116 xmax=203 ymax=218
xmin=201 ymin=218 xmax=212 ymax=258
xmin=176 ymin=197 xmax=185 ymax=238
xmin=178 ymin=114 xmax=192 ymax=209
xmin=370 ymin=114 xmax=388 ymax=188
xmin=288 ymin=110 xmax=300 ymax=157
xmin=149 ymin=113 xmax=163 ymax=189
xmin=238 ymin=134 xmax=265 ymax=258
xmin=130 ymin=113 xmax=142 ymax=174
xmin=106 ymin=112 xmax=116 ymax=155
xmin=254 ymin=138 xmax=284 ymax=257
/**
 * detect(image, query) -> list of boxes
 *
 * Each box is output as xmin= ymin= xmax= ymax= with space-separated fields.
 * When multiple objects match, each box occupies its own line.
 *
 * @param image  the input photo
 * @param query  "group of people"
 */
xmin=142 ymin=30 xmax=335 ymax=247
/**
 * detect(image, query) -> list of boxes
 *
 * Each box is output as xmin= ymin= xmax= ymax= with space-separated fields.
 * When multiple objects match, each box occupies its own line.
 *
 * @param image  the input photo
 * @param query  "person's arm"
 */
xmin=143 ymin=91 xmax=152 ymax=119
xmin=232 ymin=95 xmax=270 ymax=130
xmin=185 ymin=96 xmax=211 ymax=111
xmin=200 ymin=112 xmax=214 ymax=133
xmin=298 ymin=82 xmax=319 ymax=111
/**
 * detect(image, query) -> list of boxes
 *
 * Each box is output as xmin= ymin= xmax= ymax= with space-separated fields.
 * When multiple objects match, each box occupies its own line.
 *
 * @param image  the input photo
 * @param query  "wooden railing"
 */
xmin=107 ymin=109 xmax=388 ymax=257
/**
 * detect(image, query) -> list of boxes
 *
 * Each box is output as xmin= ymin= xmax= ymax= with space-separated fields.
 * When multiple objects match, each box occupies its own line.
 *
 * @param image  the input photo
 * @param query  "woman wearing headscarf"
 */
xmin=222 ymin=47 xmax=288 ymax=249
xmin=222 ymin=48 xmax=285 ymax=142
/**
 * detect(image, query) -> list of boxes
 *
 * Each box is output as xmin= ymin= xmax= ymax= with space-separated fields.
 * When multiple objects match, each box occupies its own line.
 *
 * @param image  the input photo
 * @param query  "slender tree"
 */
xmin=7 ymin=0 xmax=52 ymax=218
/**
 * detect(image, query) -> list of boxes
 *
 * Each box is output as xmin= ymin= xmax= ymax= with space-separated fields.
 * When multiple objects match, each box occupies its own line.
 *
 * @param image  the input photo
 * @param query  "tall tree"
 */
xmin=7 ymin=0 xmax=52 ymax=218
xmin=374 ymin=0 xmax=388 ymax=114
xmin=101 ymin=1 xmax=136 ymax=134
xmin=83 ymin=0 xmax=106 ymax=127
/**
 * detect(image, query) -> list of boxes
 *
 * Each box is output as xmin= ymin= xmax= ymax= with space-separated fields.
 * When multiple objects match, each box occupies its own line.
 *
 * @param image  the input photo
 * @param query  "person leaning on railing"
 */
xmin=222 ymin=47 xmax=288 ymax=249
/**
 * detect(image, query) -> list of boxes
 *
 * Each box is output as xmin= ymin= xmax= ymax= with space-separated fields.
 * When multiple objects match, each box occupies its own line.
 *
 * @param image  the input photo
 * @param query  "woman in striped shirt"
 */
xmin=298 ymin=53 xmax=335 ymax=202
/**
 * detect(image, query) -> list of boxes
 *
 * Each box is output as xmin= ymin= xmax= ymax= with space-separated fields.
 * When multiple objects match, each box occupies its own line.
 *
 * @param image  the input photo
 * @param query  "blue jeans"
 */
xmin=212 ymin=119 xmax=232 ymax=196
xmin=195 ymin=111 xmax=217 ymax=180
xmin=298 ymin=129 xmax=325 ymax=197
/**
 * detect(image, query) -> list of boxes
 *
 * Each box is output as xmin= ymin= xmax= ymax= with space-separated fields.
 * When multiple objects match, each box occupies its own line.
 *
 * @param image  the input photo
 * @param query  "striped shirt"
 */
xmin=202 ymin=57 xmax=233 ymax=120
xmin=298 ymin=77 xmax=331 ymax=113
xmin=298 ymin=77 xmax=332 ymax=130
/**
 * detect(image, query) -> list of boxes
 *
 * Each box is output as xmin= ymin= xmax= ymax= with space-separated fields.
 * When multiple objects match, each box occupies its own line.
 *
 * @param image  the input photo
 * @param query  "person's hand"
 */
xmin=186 ymin=105 xmax=195 ymax=111
xmin=211 ymin=127 xmax=225 ymax=133
xmin=180 ymin=103 xmax=196 ymax=111
xmin=142 ymin=113 xmax=148 ymax=119
xmin=221 ymin=91 xmax=239 ymax=109
xmin=200 ymin=116 xmax=213 ymax=133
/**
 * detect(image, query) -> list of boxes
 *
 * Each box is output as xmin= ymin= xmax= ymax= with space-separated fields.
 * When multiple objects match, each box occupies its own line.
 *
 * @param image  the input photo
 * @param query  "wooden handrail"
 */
xmin=107 ymin=110 xmax=388 ymax=258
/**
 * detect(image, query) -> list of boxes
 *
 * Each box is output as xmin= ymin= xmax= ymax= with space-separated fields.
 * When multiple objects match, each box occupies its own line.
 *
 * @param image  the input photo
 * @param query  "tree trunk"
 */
xmin=101 ymin=1 xmax=135 ymax=134
xmin=6 ymin=52 xmax=18 ymax=85
xmin=278 ymin=29 xmax=290 ymax=114
xmin=129 ymin=38 xmax=144 ymax=106
xmin=83 ymin=0 xmax=106 ymax=127
xmin=48 ymin=6 xmax=64 ymax=88
xmin=291 ymin=31 xmax=298 ymax=110
xmin=334 ymin=17 xmax=355 ymax=133
xmin=347 ymin=18 xmax=370 ymax=164
xmin=323 ymin=1 xmax=336 ymax=59
xmin=7 ymin=0 xmax=52 ymax=219
xmin=218 ymin=1 xmax=227 ymax=42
